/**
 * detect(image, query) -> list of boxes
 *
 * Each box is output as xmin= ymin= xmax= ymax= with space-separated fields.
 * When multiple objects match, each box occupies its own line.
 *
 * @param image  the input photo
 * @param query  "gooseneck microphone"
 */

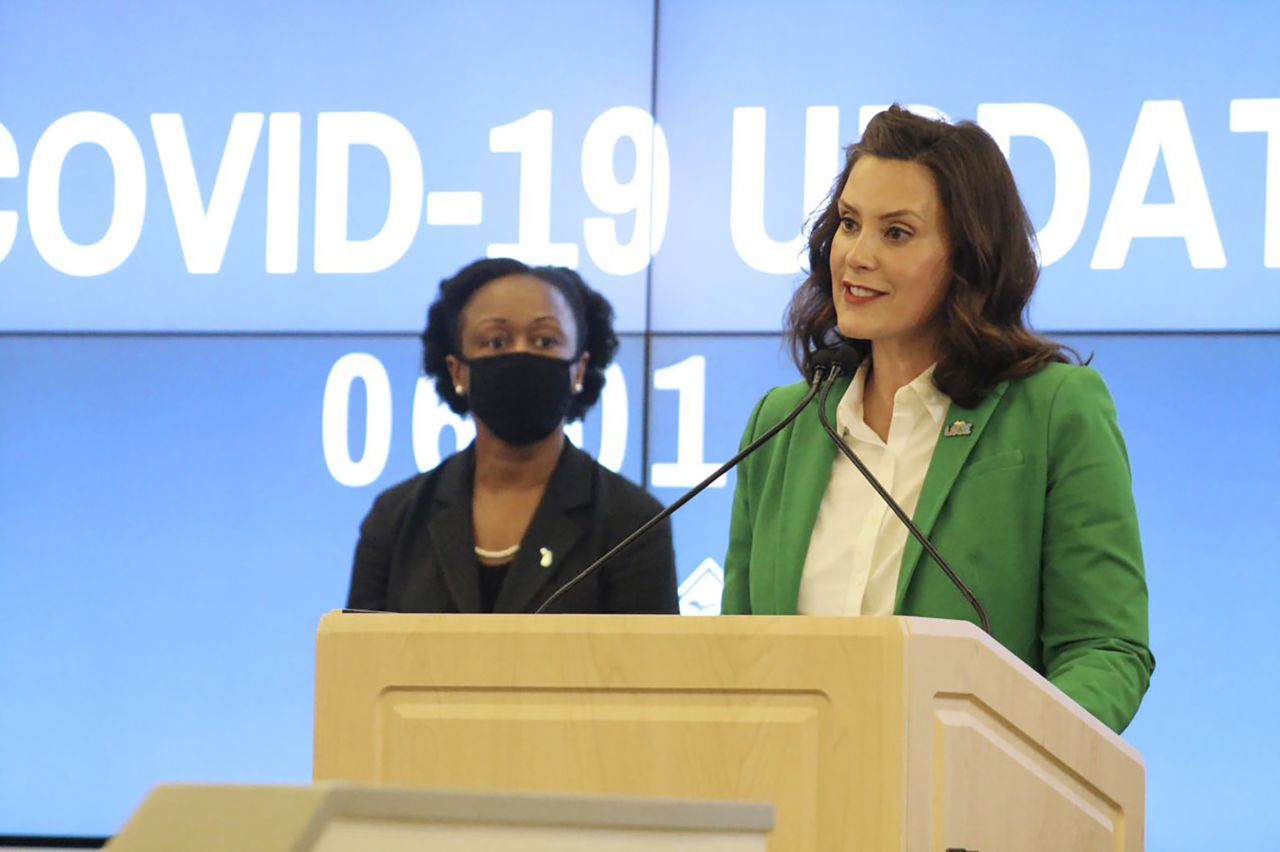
xmin=816 ymin=345 xmax=992 ymax=634
xmin=535 ymin=351 xmax=847 ymax=614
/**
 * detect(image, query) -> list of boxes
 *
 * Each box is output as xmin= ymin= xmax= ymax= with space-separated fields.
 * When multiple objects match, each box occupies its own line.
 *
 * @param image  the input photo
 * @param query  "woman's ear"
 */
xmin=446 ymin=354 xmax=467 ymax=396
xmin=572 ymin=352 xmax=589 ymax=393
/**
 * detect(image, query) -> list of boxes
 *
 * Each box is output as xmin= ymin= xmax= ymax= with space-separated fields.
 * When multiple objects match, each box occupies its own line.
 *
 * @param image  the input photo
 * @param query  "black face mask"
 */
xmin=463 ymin=352 xmax=577 ymax=446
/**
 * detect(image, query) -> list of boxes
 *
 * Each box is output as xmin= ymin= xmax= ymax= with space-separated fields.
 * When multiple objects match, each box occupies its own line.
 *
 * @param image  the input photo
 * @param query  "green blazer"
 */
xmin=722 ymin=363 xmax=1154 ymax=733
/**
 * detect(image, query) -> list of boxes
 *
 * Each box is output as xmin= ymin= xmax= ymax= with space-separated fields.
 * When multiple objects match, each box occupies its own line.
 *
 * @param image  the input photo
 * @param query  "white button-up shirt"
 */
xmin=797 ymin=363 xmax=951 ymax=616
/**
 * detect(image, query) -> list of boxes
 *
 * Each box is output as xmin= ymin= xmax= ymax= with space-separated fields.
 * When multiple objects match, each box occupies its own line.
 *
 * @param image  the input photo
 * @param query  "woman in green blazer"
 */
xmin=721 ymin=107 xmax=1153 ymax=734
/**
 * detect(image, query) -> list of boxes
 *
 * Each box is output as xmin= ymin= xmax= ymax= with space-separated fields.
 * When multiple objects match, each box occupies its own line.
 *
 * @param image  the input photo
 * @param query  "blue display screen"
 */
xmin=2 ymin=2 xmax=1277 ymax=847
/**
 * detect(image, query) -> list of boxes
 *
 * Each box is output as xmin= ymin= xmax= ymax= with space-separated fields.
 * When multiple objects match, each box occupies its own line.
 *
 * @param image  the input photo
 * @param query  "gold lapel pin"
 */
xmin=539 ymin=547 xmax=553 ymax=568
xmin=944 ymin=419 xmax=973 ymax=438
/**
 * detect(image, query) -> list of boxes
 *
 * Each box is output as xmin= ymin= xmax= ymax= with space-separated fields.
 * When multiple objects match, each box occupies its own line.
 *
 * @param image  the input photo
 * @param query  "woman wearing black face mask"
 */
xmin=345 ymin=258 xmax=679 ymax=615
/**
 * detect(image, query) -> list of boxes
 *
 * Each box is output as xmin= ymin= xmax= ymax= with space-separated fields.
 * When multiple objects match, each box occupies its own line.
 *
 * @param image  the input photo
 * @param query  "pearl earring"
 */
xmin=455 ymin=384 xmax=465 ymax=396
xmin=573 ymin=383 xmax=584 ymax=393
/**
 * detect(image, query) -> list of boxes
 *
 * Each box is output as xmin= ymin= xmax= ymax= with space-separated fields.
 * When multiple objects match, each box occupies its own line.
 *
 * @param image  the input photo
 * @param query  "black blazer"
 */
xmin=347 ymin=443 xmax=679 ymax=614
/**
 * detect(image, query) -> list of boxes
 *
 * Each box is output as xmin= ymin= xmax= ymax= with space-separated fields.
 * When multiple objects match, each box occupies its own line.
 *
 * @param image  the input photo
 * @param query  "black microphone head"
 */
xmin=809 ymin=348 xmax=838 ymax=381
xmin=810 ymin=345 xmax=862 ymax=381
xmin=832 ymin=343 xmax=863 ymax=377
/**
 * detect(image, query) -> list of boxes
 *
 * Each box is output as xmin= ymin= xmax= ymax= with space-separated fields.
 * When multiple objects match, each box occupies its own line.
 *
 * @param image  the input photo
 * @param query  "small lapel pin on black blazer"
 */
xmin=346 ymin=443 xmax=679 ymax=614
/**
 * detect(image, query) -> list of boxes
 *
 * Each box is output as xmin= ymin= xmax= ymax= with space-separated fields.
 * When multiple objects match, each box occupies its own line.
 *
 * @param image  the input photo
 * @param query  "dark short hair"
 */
xmin=422 ymin=257 xmax=619 ymax=421
xmin=786 ymin=105 xmax=1076 ymax=407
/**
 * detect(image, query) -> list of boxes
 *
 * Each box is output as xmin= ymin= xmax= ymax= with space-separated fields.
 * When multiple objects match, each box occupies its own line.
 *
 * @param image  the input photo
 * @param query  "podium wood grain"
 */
xmin=314 ymin=613 xmax=1143 ymax=851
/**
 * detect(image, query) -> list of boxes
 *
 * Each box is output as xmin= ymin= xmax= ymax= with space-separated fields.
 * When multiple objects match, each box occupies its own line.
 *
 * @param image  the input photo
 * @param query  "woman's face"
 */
xmin=448 ymin=274 xmax=585 ymax=391
xmin=829 ymin=155 xmax=952 ymax=363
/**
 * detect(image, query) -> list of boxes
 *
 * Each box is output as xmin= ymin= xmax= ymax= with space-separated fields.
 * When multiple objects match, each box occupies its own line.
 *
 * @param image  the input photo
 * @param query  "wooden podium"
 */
xmin=314 ymin=613 xmax=1144 ymax=851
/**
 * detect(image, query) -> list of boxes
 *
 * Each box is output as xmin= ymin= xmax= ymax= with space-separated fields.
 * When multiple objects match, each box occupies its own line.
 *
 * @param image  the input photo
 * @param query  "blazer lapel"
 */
xmin=895 ymin=380 xmax=1009 ymax=610
xmin=495 ymin=443 xmax=592 ymax=613
xmin=428 ymin=450 xmax=482 ymax=613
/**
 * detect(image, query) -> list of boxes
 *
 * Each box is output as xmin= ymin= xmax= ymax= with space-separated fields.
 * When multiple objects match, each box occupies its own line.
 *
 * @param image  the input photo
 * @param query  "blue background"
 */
xmin=2 ymin=1 xmax=1278 ymax=848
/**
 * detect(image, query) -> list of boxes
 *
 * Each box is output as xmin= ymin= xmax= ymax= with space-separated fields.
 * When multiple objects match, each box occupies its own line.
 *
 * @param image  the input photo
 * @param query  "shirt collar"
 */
xmin=835 ymin=362 xmax=950 ymax=440
xmin=908 ymin=364 xmax=950 ymax=426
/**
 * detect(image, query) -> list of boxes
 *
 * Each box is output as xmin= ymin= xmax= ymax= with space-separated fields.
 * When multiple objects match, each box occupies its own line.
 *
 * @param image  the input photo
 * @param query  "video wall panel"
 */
xmin=2 ymin=1 xmax=1277 ymax=847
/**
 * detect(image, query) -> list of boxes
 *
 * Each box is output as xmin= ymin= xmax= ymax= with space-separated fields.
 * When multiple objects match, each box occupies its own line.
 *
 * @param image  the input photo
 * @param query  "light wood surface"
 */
xmin=314 ymin=613 xmax=1144 ymax=850
xmin=104 ymin=783 xmax=771 ymax=851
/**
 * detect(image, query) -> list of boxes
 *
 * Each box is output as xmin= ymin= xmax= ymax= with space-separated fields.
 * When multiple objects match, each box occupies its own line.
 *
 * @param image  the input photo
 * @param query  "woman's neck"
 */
xmin=866 ymin=338 xmax=936 ymax=399
xmin=862 ymin=340 xmax=938 ymax=441
xmin=473 ymin=426 xmax=565 ymax=491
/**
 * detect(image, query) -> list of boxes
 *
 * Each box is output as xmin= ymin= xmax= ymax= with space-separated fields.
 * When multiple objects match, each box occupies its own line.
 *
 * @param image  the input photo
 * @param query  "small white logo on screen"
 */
xmin=678 ymin=558 xmax=724 ymax=616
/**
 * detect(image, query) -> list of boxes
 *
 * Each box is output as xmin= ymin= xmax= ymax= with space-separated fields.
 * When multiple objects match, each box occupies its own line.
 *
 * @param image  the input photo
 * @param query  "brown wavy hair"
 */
xmin=786 ymin=105 xmax=1077 ymax=407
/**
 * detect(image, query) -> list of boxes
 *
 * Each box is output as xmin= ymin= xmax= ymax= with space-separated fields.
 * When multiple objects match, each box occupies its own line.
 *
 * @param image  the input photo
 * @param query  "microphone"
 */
xmin=815 ymin=345 xmax=992 ymax=634
xmin=534 ymin=351 xmax=846 ymax=614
